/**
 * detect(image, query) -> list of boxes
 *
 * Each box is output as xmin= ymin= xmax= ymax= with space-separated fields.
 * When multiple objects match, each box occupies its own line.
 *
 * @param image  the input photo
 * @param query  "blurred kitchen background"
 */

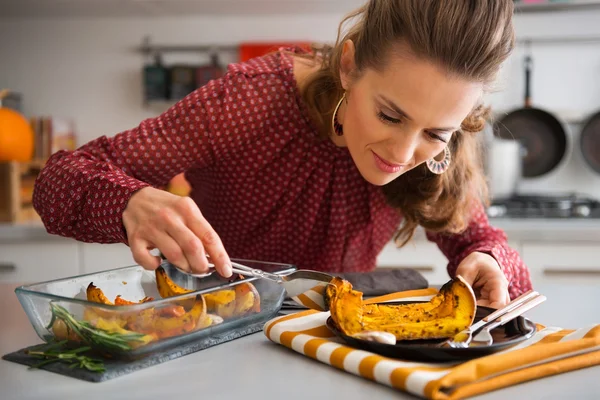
xmin=1 ymin=0 xmax=599 ymax=292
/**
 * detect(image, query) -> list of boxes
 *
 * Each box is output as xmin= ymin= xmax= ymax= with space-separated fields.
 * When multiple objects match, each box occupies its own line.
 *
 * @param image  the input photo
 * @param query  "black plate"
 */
xmin=326 ymin=303 xmax=537 ymax=363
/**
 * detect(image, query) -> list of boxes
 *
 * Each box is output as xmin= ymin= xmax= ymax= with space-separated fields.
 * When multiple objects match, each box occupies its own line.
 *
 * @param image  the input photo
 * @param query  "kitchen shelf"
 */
xmin=135 ymin=36 xmax=237 ymax=55
xmin=514 ymin=0 xmax=600 ymax=13
xmin=515 ymin=35 xmax=600 ymax=45
xmin=0 ymin=160 xmax=46 ymax=224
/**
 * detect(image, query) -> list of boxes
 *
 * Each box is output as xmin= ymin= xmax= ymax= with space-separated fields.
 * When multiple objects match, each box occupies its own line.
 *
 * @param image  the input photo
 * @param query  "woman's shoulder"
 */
xmin=227 ymin=46 xmax=311 ymax=79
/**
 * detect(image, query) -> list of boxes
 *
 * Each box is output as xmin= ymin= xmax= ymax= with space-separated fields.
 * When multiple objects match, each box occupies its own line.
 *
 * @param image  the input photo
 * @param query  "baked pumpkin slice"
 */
xmin=326 ymin=275 xmax=476 ymax=341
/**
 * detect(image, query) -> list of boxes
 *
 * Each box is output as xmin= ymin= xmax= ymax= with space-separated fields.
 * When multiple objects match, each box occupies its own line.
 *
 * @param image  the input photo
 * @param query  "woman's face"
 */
xmin=336 ymin=41 xmax=483 ymax=186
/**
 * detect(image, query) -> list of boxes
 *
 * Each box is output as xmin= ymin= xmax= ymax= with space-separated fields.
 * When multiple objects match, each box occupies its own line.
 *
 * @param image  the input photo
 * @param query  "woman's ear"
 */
xmin=339 ymin=39 xmax=356 ymax=90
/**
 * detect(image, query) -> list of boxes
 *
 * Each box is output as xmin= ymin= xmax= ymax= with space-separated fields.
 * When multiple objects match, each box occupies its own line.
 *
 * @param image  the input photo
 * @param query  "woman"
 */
xmin=33 ymin=0 xmax=532 ymax=308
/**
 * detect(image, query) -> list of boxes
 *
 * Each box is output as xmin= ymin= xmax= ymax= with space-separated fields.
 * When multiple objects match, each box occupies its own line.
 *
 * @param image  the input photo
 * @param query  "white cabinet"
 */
xmin=521 ymin=243 xmax=600 ymax=288
xmin=0 ymin=239 xmax=79 ymax=283
xmin=80 ymin=243 xmax=137 ymax=274
xmin=376 ymin=239 xmax=523 ymax=286
xmin=376 ymin=240 xmax=450 ymax=285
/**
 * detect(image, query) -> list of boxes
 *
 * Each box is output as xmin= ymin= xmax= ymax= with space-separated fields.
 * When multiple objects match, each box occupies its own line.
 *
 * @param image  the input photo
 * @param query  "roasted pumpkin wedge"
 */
xmin=326 ymin=275 xmax=476 ymax=341
xmin=114 ymin=295 xmax=154 ymax=306
xmin=86 ymin=282 xmax=114 ymax=305
xmin=129 ymin=295 xmax=211 ymax=339
xmin=154 ymin=266 xmax=260 ymax=318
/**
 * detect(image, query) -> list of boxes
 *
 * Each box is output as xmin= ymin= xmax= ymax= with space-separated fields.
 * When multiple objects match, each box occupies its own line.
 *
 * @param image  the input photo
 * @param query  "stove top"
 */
xmin=487 ymin=193 xmax=600 ymax=219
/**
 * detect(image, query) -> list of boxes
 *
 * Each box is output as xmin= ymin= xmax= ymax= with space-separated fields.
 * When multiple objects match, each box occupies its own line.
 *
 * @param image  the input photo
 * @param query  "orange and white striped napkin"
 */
xmin=264 ymin=288 xmax=600 ymax=400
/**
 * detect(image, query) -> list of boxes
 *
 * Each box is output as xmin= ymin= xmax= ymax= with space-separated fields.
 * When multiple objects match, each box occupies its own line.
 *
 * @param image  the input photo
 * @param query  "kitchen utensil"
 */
xmin=142 ymin=53 xmax=169 ymax=102
xmin=580 ymin=110 xmax=600 ymax=174
xmin=177 ymin=260 xmax=335 ymax=311
xmin=444 ymin=289 xmax=541 ymax=348
xmin=325 ymin=306 xmax=537 ymax=363
xmin=493 ymin=50 xmax=569 ymax=178
xmin=14 ymin=259 xmax=295 ymax=360
xmin=472 ymin=294 xmax=547 ymax=346
xmin=487 ymin=137 xmax=524 ymax=199
xmin=169 ymin=64 xmax=196 ymax=100
xmin=195 ymin=51 xmax=225 ymax=88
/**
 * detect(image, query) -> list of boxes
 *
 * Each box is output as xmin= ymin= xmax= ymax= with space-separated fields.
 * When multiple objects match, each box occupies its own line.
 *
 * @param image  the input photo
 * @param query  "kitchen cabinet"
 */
xmin=1 ymin=222 xmax=599 ymax=287
xmin=0 ymin=239 xmax=79 ymax=284
xmin=80 ymin=243 xmax=137 ymax=274
xmin=376 ymin=239 xmax=522 ymax=285
xmin=376 ymin=240 xmax=449 ymax=285
xmin=521 ymin=243 xmax=600 ymax=288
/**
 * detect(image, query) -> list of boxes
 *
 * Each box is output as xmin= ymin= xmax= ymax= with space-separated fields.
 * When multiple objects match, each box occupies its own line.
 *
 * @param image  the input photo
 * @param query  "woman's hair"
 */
xmin=297 ymin=0 xmax=515 ymax=246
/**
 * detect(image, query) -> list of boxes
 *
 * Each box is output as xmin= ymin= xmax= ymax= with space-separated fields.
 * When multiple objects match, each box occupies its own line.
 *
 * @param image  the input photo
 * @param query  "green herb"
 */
xmin=25 ymin=340 xmax=106 ymax=373
xmin=46 ymin=303 xmax=147 ymax=353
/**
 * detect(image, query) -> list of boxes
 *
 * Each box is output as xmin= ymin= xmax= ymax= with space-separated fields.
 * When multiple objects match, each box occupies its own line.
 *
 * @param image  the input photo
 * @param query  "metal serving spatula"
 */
xmin=177 ymin=260 xmax=335 ymax=311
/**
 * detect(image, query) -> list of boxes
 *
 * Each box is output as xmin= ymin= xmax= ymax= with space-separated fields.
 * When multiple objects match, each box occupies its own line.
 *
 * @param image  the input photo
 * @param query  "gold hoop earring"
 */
xmin=426 ymin=146 xmax=451 ymax=174
xmin=331 ymin=92 xmax=346 ymax=136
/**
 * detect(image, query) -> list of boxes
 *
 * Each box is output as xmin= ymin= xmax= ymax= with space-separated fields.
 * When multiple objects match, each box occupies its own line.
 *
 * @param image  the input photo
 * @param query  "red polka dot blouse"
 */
xmin=32 ymin=48 xmax=532 ymax=299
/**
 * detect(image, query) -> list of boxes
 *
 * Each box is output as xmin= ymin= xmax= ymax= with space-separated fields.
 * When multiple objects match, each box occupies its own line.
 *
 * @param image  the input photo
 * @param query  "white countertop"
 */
xmin=1 ymin=281 xmax=598 ymax=400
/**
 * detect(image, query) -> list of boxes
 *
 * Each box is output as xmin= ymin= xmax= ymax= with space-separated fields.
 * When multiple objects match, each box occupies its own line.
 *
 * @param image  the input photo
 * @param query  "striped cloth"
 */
xmin=264 ymin=288 xmax=600 ymax=400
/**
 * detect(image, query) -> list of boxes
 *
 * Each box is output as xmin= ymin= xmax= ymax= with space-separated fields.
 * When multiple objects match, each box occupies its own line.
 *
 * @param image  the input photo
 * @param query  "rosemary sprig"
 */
xmin=46 ymin=303 xmax=147 ymax=353
xmin=25 ymin=340 xmax=106 ymax=373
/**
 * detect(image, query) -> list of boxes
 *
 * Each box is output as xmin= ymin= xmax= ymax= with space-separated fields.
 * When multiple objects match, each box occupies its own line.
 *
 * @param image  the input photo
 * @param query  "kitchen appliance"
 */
xmin=493 ymin=53 xmax=570 ymax=178
xmin=486 ymin=193 xmax=600 ymax=219
xmin=580 ymin=110 xmax=600 ymax=174
xmin=486 ymin=137 xmax=524 ymax=199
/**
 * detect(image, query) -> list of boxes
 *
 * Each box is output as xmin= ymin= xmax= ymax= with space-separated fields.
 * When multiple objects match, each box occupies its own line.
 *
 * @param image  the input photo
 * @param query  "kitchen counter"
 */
xmin=488 ymin=218 xmax=600 ymax=243
xmin=403 ymin=218 xmax=600 ymax=243
xmin=0 ymin=222 xmax=59 ymax=242
xmin=1 ymin=282 xmax=598 ymax=400
xmin=3 ymin=218 xmax=600 ymax=244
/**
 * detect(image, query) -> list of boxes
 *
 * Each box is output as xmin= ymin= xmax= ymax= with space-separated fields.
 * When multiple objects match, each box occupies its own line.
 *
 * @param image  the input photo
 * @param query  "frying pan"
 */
xmin=493 ymin=53 xmax=569 ymax=178
xmin=580 ymin=109 xmax=600 ymax=174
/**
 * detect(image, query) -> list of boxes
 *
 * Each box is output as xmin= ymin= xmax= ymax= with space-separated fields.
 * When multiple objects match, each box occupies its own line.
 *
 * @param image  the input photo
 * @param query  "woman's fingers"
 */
xmin=153 ymin=230 xmax=193 ymax=273
xmin=130 ymin=238 xmax=162 ymax=270
xmin=192 ymin=221 xmax=232 ymax=277
xmin=124 ymin=190 xmax=232 ymax=277
xmin=175 ymin=197 xmax=232 ymax=277
xmin=165 ymin=219 xmax=210 ymax=274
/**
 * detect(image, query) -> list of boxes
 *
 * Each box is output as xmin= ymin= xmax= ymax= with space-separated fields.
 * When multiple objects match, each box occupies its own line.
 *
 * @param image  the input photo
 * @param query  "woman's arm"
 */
xmin=33 ymin=84 xmax=219 ymax=244
xmin=32 ymin=69 xmax=275 ymax=275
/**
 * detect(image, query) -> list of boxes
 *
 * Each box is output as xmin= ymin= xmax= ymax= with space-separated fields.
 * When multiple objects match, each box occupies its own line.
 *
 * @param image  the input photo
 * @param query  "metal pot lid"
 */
xmin=580 ymin=111 xmax=600 ymax=174
xmin=493 ymin=108 xmax=568 ymax=178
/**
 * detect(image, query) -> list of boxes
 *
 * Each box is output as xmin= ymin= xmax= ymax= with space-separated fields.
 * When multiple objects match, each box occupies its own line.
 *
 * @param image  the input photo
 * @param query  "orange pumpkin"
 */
xmin=0 ymin=107 xmax=34 ymax=162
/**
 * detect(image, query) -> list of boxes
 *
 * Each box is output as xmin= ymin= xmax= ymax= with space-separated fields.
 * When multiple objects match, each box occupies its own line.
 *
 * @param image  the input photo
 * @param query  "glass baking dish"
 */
xmin=15 ymin=259 xmax=296 ymax=359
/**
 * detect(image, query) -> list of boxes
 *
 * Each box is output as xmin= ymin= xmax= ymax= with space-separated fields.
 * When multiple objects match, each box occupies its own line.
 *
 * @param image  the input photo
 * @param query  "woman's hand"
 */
xmin=455 ymin=251 xmax=510 ymax=309
xmin=122 ymin=187 xmax=232 ymax=277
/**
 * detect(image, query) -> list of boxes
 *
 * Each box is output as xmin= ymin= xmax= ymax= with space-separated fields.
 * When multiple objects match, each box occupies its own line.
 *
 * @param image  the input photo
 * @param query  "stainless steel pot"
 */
xmin=487 ymin=138 xmax=524 ymax=200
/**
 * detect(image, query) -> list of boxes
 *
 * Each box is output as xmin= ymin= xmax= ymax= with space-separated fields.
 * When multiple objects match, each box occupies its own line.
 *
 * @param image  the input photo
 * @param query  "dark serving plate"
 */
xmin=325 ymin=303 xmax=537 ymax=363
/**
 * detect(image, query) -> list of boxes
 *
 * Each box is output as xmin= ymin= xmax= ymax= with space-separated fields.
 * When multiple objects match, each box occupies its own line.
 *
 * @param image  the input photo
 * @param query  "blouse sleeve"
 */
xmin=32 ymin=70 xmax=274 ymax=245
xmin=425 ymin=199 xmax=533 ymax=299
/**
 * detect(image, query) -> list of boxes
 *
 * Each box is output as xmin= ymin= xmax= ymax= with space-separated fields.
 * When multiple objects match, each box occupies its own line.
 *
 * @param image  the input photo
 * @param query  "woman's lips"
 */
xmin=372 ymin=151 xmax=406 ymax=174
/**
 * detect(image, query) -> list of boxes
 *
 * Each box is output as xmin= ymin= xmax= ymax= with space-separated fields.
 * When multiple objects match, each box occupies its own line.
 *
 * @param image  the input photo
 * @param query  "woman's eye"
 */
xmin=377 ymin=111 xmax=401 ymax=124
xmin=426 ymin=132 xmax=448 ymax=143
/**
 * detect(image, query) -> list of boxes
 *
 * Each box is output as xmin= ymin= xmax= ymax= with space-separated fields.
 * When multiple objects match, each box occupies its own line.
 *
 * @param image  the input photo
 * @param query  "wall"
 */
xmin=1 ymin=8 xmax=600 ymax=198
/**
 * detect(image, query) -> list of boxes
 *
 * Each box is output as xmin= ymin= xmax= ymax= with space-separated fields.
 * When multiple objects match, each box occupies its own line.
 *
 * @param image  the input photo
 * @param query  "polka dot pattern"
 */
xmin=32 ymin=47 xmax=532 ymax=298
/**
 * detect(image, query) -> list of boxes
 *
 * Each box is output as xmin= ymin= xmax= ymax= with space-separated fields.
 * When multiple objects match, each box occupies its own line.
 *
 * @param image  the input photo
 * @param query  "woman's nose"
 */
xmin=390 ymin=132 xmax=420 ymax=164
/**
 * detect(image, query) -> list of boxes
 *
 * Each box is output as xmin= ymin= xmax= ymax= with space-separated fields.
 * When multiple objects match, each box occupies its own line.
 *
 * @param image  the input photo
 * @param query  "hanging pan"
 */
xmin=580 ymin=108 xmax=600 ymax=174
xmin=493 ymin=52 xmax=569 ymax=178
